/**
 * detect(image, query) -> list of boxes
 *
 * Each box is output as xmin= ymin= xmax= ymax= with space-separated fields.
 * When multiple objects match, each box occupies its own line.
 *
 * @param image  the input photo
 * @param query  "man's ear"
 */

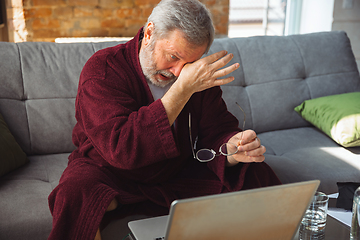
xmin=143 ymin=22 xmax=154 ymax=46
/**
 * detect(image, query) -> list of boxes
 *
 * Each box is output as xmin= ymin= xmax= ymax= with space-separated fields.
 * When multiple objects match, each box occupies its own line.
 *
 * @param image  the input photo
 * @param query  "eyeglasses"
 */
xmin=189 ymin=102 xmax=246 ymax=162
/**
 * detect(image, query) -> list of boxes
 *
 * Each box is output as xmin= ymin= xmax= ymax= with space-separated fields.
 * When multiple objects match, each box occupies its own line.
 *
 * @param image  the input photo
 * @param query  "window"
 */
xmin=228 ymin=0 xmax=287 ymax=38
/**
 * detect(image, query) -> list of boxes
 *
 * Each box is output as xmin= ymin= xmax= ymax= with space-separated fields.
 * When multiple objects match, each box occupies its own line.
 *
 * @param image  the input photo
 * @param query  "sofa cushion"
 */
xmin=260 ymin=127 xmax=360 ymax=194
xmin=0 ymin=113 xmax=28 ymax=177
xmin=295 ymin=92 xmax=360 ymax=147
xmin=0 ymin=153 xmax=69 ymax=240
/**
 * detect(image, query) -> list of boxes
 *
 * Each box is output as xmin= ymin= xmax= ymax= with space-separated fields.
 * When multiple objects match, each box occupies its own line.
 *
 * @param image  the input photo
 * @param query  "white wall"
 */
xmin=332 ymin=0 xmax=360 ymax=73
xmin=285 ymin=0 xmax=359 ymax=72
xmin=299 ymin=0 xmax=335 ymax=34
xmin=285 ymin=0 xmax=335 ymax=35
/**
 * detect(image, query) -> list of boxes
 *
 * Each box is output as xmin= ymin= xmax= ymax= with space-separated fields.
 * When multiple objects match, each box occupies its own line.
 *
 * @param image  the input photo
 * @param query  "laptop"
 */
xmin=128 ymin=180 xmax=320 ymax=240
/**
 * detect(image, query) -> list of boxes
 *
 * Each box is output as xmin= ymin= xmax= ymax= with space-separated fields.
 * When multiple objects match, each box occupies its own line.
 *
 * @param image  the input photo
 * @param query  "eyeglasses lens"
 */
xmin=196 ymin=149 xmax=215 ymax=162
xmin=219 ymin=143 xmax=238 ymax=156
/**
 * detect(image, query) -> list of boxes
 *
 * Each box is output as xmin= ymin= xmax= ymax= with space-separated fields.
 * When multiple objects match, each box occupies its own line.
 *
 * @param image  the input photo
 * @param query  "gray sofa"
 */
xmin=0 ymin=31 xmax=359 ymax=240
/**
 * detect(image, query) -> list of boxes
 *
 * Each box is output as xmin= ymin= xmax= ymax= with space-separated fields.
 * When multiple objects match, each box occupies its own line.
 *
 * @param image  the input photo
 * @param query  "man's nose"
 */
xmin=169 ymin=62 xmax=184 ymax=77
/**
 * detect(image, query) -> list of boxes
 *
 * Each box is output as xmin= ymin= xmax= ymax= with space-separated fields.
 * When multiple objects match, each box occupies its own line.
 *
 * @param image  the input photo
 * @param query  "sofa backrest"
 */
xmin=0 ymin=41 xmax=124 ymax=155
xmin=0 ymin=31 xmax=359 ymax=155
xmin=213 ymin=31 xmax=360 ymax=133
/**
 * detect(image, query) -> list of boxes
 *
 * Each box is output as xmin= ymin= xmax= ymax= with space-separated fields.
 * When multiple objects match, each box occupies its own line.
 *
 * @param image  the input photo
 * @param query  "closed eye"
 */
xmin=170 ymin=54 xmax=179 ymax=61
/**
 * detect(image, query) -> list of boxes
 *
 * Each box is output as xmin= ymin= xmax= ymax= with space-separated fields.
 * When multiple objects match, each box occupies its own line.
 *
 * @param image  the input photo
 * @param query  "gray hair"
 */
xmin=145 ymin=0 xmax=215 ymax=53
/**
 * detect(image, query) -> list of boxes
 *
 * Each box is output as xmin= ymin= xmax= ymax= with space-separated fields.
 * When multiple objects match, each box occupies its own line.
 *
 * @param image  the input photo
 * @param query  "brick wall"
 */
xmin=5 ymin=0 xmax=229 ymax=42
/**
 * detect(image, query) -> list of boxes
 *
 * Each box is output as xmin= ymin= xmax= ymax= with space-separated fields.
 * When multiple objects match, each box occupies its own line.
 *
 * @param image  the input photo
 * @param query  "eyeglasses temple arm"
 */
xmin=235 ymin=102 xmax=246 ymax=143
xmin=189 ymin=113 xmax=196 ymax=159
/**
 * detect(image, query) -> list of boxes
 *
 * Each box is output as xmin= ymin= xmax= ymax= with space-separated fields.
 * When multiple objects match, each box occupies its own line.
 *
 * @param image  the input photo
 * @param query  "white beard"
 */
xmin=139 ymin=38 xmax=177 ymax=88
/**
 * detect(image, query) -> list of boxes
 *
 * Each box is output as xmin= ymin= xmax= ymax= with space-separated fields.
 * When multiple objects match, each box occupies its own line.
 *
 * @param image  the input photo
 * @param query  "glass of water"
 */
xmin=351 ymin=187 xmax=360 ymax=240
xmin=299 ymin=192 xmax=329 ymax=240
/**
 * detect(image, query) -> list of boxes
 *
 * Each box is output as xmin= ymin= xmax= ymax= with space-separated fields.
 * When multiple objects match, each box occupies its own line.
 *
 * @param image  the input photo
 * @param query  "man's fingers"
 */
xmin=241 ymin=137 xmax=262 ymax=151
xmin=213 ymin=76 xmax=235 ymax=86
xmin=202 ymin=50 xmax=229 ymax=64
xmin=249 ymin=155 xmax=265 ymax=163
xmin=210 ymin=52 xmax=235 ymax=70
xmin=213 ymin=63 xmax=240 ymax=81
xmin=245 ymin=145 xmax=266 ymax=156
xmin=201 ymin=51 xmax=236 ymax=72
xmin=228 ymin=130 xmax=266 ymax=164
xmin=238 ymin=130 xmax=257 ymax=145
xmin=179 ymin=50 xmax=239 ymax=92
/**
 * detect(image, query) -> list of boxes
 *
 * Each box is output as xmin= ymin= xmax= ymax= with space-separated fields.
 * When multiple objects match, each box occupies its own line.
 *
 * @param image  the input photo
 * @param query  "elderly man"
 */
xmin=48 ymin=0 xmax=281 ymax=239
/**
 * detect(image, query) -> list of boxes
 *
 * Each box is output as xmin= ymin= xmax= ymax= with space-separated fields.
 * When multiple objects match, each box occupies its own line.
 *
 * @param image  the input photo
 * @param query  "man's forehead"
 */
xmin=160 ymin=29 xmax=207 ymax=61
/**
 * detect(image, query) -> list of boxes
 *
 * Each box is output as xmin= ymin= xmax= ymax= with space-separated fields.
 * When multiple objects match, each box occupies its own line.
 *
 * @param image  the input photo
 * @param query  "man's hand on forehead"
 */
xmin=160 ymin=50 xmax=240 ymax=126
xmin=177 ymin=50 xmax=240 ymax=94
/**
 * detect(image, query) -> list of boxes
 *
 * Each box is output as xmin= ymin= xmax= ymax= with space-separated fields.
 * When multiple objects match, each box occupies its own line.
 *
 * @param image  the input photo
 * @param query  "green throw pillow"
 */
xmin=295 ymin=92 xmax=360 ymax=147
xmin=0 ymin=113 xmax=28 ymax=177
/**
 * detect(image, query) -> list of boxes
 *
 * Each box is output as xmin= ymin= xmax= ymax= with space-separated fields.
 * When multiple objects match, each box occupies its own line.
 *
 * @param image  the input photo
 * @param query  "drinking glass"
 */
xmin=299 ymin=192 xmax=329 ymax=240
xmin=351 ymin=186 xmax=360 ymax=240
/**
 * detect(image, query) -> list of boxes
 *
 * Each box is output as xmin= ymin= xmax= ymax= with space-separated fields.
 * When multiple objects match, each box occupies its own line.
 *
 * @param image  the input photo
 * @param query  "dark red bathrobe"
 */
xmin=48 ymin=28 xmax=281 ymax=240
